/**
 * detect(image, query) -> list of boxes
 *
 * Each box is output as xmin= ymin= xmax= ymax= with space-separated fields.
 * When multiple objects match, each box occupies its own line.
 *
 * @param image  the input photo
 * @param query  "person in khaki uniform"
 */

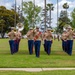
xmin=61 ymin=29 xmax=68 ymax=52
xmin=26 ymin=27 xmax=34 ymax=55
xmin=14 ymin=29 xmax=22 ymax=52
xmin=34 ymin=26 xmax=42 ymax=57
xmin=8 ymin=27 xmax=16 ymax=54
xmin=45 ymin=28 xmax=53 ymax=55
xmin=66 ymin=25 xmax=74 ymax=55
xmin=42 ymin=30 xmax=47 ymax=52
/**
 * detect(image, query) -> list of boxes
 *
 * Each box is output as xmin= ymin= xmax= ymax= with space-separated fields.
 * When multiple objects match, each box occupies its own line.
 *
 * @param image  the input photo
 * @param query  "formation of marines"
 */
xmin=8 ymin=25 xmax=75 ymax=57
xmin=61 ymin=25 xmax=75 ymax=55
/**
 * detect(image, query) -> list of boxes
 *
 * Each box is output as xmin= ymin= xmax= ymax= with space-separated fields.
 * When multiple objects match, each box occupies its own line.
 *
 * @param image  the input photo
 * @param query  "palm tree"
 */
xmin=63 ymin=3 xmax=69 ymax=17
xmin=32 ymin=0 xmax=35 ymax=29
xmin=21 ymin=0 xmax=23 ymax=22
xmin=63 ymin=3 xmax=69 ymax=9
xmin=47 ymin=3 xmax=54 ymax=27
xmin=63 ymin=3 xmax=69 ymax=24
xmin=14 ymin=0 xmax=17 ymax=27
xmin=57 ymin=0 xmax=58 ymax=26
xmin=44 ymin=0 xmax=47 ymax=30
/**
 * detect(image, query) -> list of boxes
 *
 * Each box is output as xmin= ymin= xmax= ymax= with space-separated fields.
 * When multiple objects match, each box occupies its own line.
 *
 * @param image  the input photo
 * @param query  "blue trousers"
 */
xmin=14 ymin=39 xmax=20 ymax=53
xmin=34 ymin=40 xmax=41 ymax=57
xmin=9 ymin=40 xmax=15 ymax=54
xmin=62 ymin=40 xmax=68 ymax=52
xmin=45 ymin=40 xmax=52 ymax=55
xmin=28 ymin=40 xmax=34 ymax=54
xmin=67 ymin=40 xmax=73 ymax=55
xmin=44 ymin=40 xmax=47 ymax=52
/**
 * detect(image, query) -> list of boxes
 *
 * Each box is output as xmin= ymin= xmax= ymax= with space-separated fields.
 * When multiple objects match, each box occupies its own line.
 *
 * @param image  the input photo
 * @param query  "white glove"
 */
xmin=23 ymin=35 xmax=27 ymax=39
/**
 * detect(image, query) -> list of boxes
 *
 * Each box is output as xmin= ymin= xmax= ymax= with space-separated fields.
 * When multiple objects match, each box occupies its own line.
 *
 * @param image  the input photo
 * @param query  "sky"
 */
xmin=0 ymin=0 xmax=75 ymax=27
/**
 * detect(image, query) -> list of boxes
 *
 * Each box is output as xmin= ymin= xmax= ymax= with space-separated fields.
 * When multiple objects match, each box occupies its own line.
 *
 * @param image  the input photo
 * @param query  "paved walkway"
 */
xmin=0 ymin=68 xmax=75 ymax=72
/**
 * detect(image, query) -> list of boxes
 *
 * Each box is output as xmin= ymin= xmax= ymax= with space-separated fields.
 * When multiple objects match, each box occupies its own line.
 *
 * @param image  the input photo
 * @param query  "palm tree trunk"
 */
xmin=33 ymin=0 xmax=35 ymax=29
xmin=57 ymin=0 xmax=58 ymax=25
xmin=49 ymin=8 xmax=51 ymax=27
xmin=21 ymin=0 xmax=23 ymax=22
xmin=14 ymin=0 xmax=16 ymax=27
xmin=44 ymin=0 xmax=46 ymax=30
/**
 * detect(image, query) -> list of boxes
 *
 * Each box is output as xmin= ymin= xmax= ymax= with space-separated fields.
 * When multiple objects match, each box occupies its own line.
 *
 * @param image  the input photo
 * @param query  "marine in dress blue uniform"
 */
xmin=26 ymin=27 xmax=34 ymax=55
xmin=66 ymin=26 xmax=74 ymax=55
xmin=42 ymin=31 xmax=47 ymax=52
xmin=44 ymin=28 xmax=53 ymax=55
xmin=8 ymin=27 xmax=16 ymax=54
xmin=14 ymin=29 xmax=21 ymax=53
xmin=61 ymin=29 xmax=68 ymax=52
xmin=34 ymin=26 xmax=42 ymax=57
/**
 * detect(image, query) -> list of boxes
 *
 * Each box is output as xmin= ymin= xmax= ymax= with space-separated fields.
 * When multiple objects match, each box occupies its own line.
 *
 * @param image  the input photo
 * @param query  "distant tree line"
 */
xmin=0 ymin=2 xmax=75 ymax=38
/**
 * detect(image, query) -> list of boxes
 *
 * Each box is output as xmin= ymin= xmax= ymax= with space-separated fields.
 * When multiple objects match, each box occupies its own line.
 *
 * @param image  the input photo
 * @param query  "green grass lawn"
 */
xmin=0 ymin=39 xmax=75 ymax=68
xmin=0 ymin=70 xmax=75 ymax=75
